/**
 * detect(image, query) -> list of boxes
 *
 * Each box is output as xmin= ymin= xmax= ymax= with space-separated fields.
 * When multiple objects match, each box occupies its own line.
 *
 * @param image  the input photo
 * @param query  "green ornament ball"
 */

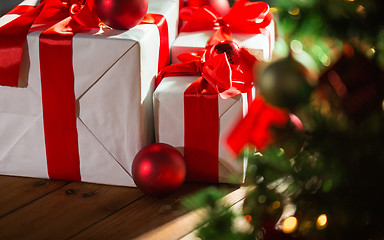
xmin=258 ymin=56 xmax=313 ymax=110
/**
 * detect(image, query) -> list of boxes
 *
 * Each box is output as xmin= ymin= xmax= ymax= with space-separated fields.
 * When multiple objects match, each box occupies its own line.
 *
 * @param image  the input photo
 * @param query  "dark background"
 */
xmin=0 ymin=0 xmax=26 ymax=16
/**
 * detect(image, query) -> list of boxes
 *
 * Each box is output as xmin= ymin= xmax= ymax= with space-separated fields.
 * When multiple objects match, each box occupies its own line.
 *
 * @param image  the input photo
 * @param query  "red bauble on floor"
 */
xmin=132 ymin=143 xmax=186 ymax=197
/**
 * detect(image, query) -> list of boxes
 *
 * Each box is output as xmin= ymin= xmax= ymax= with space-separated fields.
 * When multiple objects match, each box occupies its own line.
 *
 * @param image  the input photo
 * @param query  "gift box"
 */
xmin=0 ymin=0 xmax=179 ymax=186
xmin=171 ymin=1 xmax=275 ymax=64
xmin=153 ymin=45 xmax=257 ymax=183
xmin=153 ymin=76 xmax=252 ymax=183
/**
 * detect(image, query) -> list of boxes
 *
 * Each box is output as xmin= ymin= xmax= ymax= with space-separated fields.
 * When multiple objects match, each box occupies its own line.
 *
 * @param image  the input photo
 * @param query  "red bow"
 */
xmin=226 ymin=97 xmax=290 ymax=154
xmin=0 ymin=0 xmax=100 ymax=87
xmin=179 ymin=0 xmax=273 ymax=34
xmin=156 ymin=47 xmax=255 ymax=98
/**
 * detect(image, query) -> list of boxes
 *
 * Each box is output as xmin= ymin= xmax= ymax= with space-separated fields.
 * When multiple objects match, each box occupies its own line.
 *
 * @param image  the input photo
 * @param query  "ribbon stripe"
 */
xmin=40 ymin=30 xmax=81 ymax=181
xmin=141 ymin=14 xmax=169 ymax=72
xmin=184 ymin=80 xmax=219 ymax=182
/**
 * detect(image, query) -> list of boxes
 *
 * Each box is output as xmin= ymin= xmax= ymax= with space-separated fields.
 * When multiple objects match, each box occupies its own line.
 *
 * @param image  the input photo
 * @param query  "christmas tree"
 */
xmin=183 ymin=0 xmax=384 ymax=239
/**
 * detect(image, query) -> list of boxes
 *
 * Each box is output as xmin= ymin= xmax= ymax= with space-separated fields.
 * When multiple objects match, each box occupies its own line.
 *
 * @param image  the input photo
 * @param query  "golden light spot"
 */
xmin=367 ymin=48 xmax=376 ymax=57
xmin=382 ymin=99 xmax=384 ymax=111
xmin=245 ymin=215 xmax=252 ymax=222
xmin=288 ymin=8 xmax=300 ymax=16
xmin=272 ymin=201 xmax=281 ymax=209
xmin=345 ymin=0 xmax=354 ymax=1
xmin=270 ymin=7 xmax=278 ymax=14
xmin=316 ymin=214 xmax=327 ymax=230
xmin=282 ymin=216 xmax=298 ymax=234
xmin=356 ymin=5 xmax=366 ymax=16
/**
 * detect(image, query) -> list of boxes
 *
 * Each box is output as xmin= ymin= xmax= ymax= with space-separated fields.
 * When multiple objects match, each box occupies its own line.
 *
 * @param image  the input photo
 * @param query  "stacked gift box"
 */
xmin=0 ymin=0 xmax=274 ymax=187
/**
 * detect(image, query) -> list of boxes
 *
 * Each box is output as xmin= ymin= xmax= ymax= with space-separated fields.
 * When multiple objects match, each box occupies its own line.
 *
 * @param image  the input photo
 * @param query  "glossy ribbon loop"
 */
xmin=180 ymin=0 xmax=273 ymax=34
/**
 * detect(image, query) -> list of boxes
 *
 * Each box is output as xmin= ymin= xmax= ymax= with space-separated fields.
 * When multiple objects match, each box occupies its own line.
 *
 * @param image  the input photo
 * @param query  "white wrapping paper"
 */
xmin=171 ymin=20 xmax=275 ymax=64
xmin=153 ymin=76 xmax=252 ymax=183
xmin=0 ymin=0 xmax=179 ymax=186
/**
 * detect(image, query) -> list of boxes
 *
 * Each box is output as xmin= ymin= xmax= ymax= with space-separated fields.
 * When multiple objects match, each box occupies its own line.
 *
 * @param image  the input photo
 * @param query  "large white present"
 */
xmin=0 ymin=0 xmax=179 ymax=186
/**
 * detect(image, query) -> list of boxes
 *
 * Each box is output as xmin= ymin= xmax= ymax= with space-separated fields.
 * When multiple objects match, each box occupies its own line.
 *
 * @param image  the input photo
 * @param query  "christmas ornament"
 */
xmin=132 ymin=143 xmax=186 ymax=197
xmin=95 ymin=0 xmax=148 ymax=30
xmin=257 ymin=56 xmax=313 ymax=110
xmin=187 ymin=0 xmax=230 ymax=16
xmin=208 ymin=40 xmax=240 ymax=65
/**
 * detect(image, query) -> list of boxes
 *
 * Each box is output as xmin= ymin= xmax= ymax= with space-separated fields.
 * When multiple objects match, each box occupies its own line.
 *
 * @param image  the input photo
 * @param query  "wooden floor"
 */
xmin=0 ymin=175 xmax=246 ymax=240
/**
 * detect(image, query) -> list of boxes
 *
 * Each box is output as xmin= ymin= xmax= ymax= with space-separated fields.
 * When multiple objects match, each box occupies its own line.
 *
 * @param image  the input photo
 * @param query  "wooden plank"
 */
xmin=0 ymin=181 xmax=144 ymax=240
xmin=0 ymin=175 xmax=69 ymax=217
xmin=69 ymin=183 xmax=219 ymax=240
xmin=137 ymin=187 xmax=248 ymax=240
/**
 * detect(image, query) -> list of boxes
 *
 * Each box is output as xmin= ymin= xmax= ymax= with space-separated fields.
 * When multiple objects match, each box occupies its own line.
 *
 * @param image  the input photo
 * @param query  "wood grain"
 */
xmin=69 ymin=183 xmax=216 ymax=240
xmin=0 ymin=175 xmax=69 ymax=217
xmin=0 ymin=175 xmax=245 ymax=240
xmin=0 ymin=180 xmax=143 ymax=240
xmin=136 ymin=186 xmax=248 ymax=240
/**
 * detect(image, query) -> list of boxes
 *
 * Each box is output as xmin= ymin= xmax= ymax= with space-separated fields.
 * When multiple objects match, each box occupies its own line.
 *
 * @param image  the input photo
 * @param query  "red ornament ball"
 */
xmin=95 ymin=0 xmax=148 ymax=30
xmin=132 ymin=143 xmax=186 ymax=197
xmin=187 ymin=0 xmax=230 ymax=16
xmin=209 ymin=40 xmax=241 ymax=65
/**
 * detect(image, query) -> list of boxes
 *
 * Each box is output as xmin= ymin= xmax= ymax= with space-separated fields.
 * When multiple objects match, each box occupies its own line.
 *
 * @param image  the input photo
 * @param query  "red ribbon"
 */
xmin=179 ymin=0 xmax=272 ymax=34
xmin=156 ymin=47 xmax=255 ymax=182
xmin=6 ymin=5 xmax=36 ymax=15
xmin=0 ymin=0 xmax=170 ymax=181
xmin=179 ymin=0 xmax=273 ymax=59
xmin=0 ymin=0 xmax=99 ymax=87
xmin=226 ymin=97 xmax=290 ymax=154
xmin=38 ymin=0 xmax=94 ymax=181
xmin=141 ymin=14 xmax=169 ymax=71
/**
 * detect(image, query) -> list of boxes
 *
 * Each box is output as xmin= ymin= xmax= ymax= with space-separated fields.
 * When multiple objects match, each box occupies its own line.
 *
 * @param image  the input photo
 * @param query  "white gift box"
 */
xmin=0 ymin=0 xmax=179 ymax=186
xmin=171 ymin=20 xmax=275 ymax=64
xmin=153 ymin=76 xmax=253 ymax=183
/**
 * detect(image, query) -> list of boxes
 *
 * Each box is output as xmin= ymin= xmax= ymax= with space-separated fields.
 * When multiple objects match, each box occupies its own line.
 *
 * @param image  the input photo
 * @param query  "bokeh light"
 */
xmin=288 ymin=8 xmax=300 ymax=16
xmin=282 ymin=216 xmax=298 ymax=233
xmin=272 ymin=201 xmax=280 ymax=209
xmin=316 ymin=214 xmax=327 ymax=230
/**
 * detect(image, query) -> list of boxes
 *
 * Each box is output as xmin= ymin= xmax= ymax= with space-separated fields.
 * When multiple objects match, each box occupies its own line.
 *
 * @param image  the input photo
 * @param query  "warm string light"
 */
xmin=316 ymin=214 xmax=328 ymax=230
xmin=282 ymin=214 xmax=327 ymax=234
xmin=282 ymin=216 xmax=298 ymax=233
xmin=272 ymin=201 xmax=280 ymax=209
